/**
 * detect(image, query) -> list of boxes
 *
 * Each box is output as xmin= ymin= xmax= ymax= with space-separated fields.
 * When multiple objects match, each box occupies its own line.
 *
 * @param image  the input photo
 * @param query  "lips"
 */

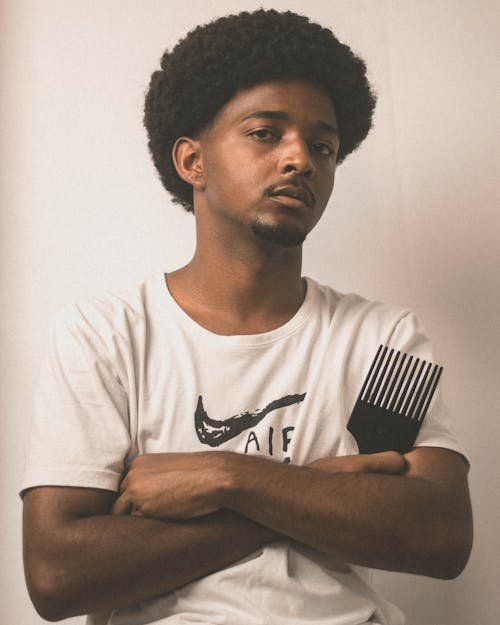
xmin=268 ymin=185 xmax=313 ymax=208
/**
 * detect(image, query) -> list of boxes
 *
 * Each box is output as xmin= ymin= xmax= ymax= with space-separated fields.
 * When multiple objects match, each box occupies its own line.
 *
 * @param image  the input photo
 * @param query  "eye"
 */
xmin=248 ymin=128 xmax=278 ymax=141
xmin=313 ymin=142 xmax=335 ymax=157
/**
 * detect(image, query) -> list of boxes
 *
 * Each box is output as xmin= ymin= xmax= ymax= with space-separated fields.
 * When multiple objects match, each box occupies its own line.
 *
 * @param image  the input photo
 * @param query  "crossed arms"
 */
xmin=23 ymin=446 xmax=472 ymax=622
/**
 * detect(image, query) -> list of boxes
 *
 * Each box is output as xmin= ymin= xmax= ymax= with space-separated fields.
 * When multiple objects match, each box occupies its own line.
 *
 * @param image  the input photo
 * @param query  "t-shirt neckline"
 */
xmin=153 ymin=272 xmax=318 ymax=347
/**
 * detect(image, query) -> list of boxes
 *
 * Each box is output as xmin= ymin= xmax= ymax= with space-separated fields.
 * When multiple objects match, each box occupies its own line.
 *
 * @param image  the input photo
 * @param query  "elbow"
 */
xmin=33 ymin=603 xmax=68 ymax=623
xmin=436 ymin=530 xmax=473 ymax=580
xmin=25 ymin=561 xmax=79 ymax=622
xmin=430 ymin=549 xmax=471 ymax=580
xmin=420 ymin=515 xmax=473 ymax=580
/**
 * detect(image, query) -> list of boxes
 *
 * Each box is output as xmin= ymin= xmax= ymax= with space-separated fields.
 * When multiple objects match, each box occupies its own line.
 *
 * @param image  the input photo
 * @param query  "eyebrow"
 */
xmin=240 ymin=110 xmax=339 ymax=136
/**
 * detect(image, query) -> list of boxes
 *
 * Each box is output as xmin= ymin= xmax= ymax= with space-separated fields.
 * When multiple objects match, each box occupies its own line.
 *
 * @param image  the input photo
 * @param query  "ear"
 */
xmin=172 ymin=137 xmax=205 ymax=190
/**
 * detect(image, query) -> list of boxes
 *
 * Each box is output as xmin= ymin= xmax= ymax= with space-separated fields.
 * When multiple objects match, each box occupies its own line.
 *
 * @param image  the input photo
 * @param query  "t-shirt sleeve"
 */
xmin=387 ymin=311 xmax=468 ymax=463
xmin=21 ymin=304 xmax=132 ymax=495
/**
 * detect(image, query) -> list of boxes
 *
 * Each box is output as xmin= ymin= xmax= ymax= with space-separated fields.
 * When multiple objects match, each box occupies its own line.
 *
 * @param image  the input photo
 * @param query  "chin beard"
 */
xmin=251 ymin=222 xmax=307 ymax=247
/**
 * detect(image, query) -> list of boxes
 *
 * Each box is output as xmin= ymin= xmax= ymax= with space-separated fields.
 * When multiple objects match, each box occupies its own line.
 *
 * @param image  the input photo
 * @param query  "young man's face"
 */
xmin=195 ymin=79 xmax=339 ymax=248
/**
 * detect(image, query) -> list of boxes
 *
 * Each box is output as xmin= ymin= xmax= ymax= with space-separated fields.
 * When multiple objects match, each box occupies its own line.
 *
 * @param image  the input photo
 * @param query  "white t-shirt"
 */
xmin=22 ymin=274 xmax=466 ymax=625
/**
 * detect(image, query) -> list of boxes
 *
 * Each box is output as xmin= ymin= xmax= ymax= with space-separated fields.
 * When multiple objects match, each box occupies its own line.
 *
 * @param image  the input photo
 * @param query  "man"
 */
xmin=22 ymin=9 xmax=472 ymax=625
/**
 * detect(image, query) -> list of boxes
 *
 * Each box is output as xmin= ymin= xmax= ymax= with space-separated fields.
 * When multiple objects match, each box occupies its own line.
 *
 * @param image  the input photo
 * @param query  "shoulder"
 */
xmin=49 ymin=273 xmax=165 ymax=362
xmin=306 ymin=278 xmax=440 ymax=376
xmin=307 ymin=277 xmax=414 ymax=341
xmin=54 ymin=273 xmax=163 ymax=332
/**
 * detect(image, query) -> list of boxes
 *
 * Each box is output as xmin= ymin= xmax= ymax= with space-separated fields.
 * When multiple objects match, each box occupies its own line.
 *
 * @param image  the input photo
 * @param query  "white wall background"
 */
xmin=1 ymin=1 xmax=498 ymax=623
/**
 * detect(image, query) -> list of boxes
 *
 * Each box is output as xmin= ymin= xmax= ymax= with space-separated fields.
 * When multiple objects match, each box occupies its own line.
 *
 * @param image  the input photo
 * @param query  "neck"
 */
xmin=166 ymin=228 xmax=306 ymax=335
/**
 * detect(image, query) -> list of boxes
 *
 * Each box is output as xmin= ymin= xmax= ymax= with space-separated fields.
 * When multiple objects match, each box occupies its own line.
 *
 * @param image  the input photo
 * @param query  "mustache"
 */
xmin=264 ymin=180 xmax=315 ymax=208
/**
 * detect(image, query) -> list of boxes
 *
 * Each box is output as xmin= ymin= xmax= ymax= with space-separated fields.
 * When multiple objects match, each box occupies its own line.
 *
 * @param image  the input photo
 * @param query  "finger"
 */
xmin=118 ymin=473 xmax=130 ymax=493
xmin=306 ymin=455 xmax=362 ymax=473
xmin=112 ymin=493 xmax=133 ymax=515
xmin=367 ymin=451 xmax=406 ymax=474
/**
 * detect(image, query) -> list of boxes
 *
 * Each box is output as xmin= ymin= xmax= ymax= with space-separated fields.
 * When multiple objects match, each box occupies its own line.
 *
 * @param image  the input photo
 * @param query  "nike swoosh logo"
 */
xmin=195 ymin=393 xmax=307 ymax=447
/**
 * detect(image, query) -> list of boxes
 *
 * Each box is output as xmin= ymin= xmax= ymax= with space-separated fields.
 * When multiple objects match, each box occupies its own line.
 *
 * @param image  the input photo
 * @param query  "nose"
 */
xmin=279 ymin=137 xmax=315 ymax=178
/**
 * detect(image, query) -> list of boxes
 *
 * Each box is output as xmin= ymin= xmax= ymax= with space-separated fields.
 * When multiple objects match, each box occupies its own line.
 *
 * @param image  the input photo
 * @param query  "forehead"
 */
xmin=207 ymin=79 xmax=338 ymax=131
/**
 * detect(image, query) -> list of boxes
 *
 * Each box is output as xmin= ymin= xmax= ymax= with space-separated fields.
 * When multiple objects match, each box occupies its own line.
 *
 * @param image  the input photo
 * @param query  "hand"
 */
xmin=307 ymin=451 xmax=407 ymax=475
xmin=112 ymin=452 xmax=231 ymax=520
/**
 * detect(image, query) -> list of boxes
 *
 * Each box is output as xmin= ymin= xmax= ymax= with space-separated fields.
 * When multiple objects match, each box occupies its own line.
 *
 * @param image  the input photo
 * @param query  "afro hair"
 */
xmin=144 ymin=9 xmax=377 ymax=212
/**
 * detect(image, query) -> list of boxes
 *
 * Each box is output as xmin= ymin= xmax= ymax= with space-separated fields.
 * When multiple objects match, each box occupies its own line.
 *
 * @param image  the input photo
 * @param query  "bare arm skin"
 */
xmin=22 ymin=487 xmax=275 ymax=621
xmin=226 ymin=447 xmax=472 ymax=578
xmin=115 ymin=447 xmax=472 ymax=579
xmin=23 ymin=449 xmax=471 ymax=621
xmin=23 ymin=452 xmax=403 ymax=621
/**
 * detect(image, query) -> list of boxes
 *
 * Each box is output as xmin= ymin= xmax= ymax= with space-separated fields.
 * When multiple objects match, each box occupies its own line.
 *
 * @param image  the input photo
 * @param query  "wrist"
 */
xmin=205 ymin=451 xmax=244 ymax=510
xmin=215 ymin=451 xmax=277 ymax=511
xmin=215 ymin=452 xmax=286 ymax=513
xmin=213 ymin=451 xmax=245 ymax=509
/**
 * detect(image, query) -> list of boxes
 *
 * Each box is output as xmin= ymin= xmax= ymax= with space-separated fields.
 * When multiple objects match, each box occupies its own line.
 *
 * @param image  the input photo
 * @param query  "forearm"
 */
xmin=227 ymin=465 xmax=451 ymax=574
xmin=220 ymin=450 xmax=472 ymax=578
xmin=112 ymin=448 xmax=472 ymax=582
xmin=24 ymin=495 xmax=274 ymax=621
